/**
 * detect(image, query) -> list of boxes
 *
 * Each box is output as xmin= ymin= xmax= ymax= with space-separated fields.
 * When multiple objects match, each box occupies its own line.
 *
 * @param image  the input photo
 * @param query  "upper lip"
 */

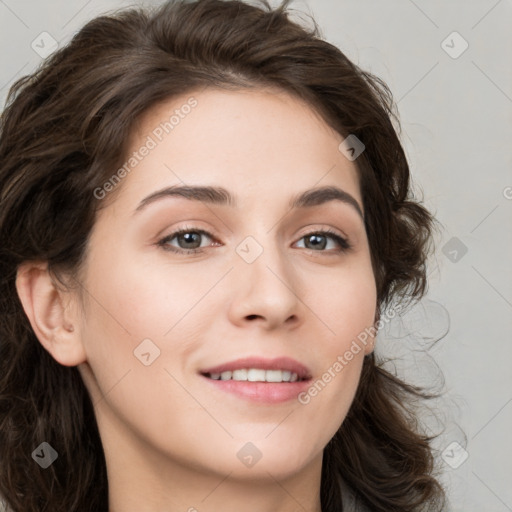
xmin=200 ymin=356 xmax=312 ymax=380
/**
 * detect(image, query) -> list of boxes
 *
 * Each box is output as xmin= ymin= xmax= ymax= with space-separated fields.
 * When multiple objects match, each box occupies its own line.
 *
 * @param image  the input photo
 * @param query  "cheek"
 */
xmin=308 ymin=258 xmax=377 ymax=349
xmin=76 ymin=255 xmax=196 ymax=439
xmin=78 ymin=246 xmax=216 ymax=389
xmin=296 ymin=260 xmax=376 ymax=414
xmin=83 ymin=248 xmax=193 ymax=338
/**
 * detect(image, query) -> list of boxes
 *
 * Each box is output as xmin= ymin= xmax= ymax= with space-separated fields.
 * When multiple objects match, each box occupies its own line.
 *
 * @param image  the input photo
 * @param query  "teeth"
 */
xmin=207 ymin=368 xmax=300 ymax=383
xmin=281 ymin=370 xmax=292 ymax=382
xmin=233 ymin=369 xmax=248 ymax=380
xmin=247 ymin=368 xmax=266 ymax=381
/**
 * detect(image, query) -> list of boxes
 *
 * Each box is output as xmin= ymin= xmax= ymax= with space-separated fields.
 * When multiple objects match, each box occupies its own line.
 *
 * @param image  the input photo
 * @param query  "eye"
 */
xmin=156 ymin=226 xmax=352 ymax=255
xmin=157 ymin=226 xmax=216 ymax=254
xmin=295 ymin=228 xmax=351 ymax=253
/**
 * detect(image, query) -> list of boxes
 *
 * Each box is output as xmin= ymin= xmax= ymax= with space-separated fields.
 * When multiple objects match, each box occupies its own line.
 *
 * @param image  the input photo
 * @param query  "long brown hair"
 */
xmin=0 ymin=0 xmax=446 ymax=510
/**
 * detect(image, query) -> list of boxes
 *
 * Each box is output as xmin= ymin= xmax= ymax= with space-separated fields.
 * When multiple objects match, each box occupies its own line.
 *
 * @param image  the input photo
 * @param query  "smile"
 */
xmin=204 ymin=368 xmax=304 ymax=382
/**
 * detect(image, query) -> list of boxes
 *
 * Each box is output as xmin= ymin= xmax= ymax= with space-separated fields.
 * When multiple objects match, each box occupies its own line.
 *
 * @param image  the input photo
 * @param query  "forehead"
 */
xmin=135 ymin=85 xmax=334 ymax=136
xmin=103 ymin=86 xmax=362 ymax=217
xmin=131 ymin=86 xmax=348 ymax=166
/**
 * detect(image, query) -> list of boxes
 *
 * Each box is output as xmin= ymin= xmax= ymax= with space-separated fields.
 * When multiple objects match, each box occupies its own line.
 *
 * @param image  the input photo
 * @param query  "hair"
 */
xmin=0 ymin=0 xmax=447 ymax=510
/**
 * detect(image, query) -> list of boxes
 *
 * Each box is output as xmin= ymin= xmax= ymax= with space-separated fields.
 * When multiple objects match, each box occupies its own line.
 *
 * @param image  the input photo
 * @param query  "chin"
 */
xmin=214 ymin=439 xmax=320 ymax=481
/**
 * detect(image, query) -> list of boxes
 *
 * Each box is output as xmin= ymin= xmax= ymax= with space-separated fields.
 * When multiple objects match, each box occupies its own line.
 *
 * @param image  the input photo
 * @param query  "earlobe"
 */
xmin=15 ymin=261 xmax=86 ymax=367
xmin=363 ymin=307 xmax=380 ymax=356
xmin=364 ymin=334 xmax=376 ymax=356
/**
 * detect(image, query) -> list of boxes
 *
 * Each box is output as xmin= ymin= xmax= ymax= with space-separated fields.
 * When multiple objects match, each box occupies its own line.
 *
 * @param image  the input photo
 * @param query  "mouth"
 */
xmin=201 ymin=368 xmax=308 ymax=383
xmin=199 ymin=356 xmax=312 ymax=404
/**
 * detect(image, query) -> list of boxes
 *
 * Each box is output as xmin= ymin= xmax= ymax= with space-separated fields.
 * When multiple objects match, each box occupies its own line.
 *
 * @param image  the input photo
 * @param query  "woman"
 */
xmin=0 ymin=0 xmax=446 ymax=510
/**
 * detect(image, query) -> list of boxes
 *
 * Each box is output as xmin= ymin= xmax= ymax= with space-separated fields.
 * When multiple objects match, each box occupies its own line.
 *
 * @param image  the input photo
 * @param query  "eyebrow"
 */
xmin=133 ymin=184 xmax=364 ymax=220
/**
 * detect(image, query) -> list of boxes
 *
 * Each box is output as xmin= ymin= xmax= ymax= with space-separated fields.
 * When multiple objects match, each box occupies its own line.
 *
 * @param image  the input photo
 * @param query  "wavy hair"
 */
xmin=0 ymin=0 xmax=446 ymax=510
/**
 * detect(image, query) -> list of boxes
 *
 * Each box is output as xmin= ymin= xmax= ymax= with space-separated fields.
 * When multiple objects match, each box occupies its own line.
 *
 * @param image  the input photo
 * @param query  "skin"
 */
xmin=16 ymin=87 xmax=377 ymax=512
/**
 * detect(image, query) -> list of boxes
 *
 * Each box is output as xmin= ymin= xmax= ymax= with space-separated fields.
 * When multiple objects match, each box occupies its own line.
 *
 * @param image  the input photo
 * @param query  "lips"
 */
xmin=200 ymin=356 xmax=312 ymax=381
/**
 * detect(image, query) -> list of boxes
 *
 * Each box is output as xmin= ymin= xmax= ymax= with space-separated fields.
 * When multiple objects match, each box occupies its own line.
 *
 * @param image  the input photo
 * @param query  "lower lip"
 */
xmin=200 ymin=374 xmax=312 ymax=404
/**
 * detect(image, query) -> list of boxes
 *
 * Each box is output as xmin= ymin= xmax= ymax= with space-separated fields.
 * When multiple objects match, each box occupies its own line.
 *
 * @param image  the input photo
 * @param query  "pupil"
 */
xmin=307 ymin=234 xmax=326 ymax=250
xmin=181 ymin=232 xmax=200 ymax=248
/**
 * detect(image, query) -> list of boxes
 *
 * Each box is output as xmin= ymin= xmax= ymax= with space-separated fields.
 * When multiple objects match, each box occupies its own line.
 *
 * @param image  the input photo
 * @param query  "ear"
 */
xmin=363 ymin=304 xmax=380 ymax=356
xmin=15 ymin=261 xmax=86 ymax=367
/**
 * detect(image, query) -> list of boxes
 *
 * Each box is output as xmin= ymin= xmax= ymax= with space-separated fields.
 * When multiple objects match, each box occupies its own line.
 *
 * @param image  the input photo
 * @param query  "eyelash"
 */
xmin=156 ymin=225 xmax=352 ymax=255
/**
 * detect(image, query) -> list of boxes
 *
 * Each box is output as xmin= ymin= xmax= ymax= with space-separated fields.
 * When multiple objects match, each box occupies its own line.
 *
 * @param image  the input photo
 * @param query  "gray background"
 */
xmin=1 ymin=1 xmax=511 ymax=511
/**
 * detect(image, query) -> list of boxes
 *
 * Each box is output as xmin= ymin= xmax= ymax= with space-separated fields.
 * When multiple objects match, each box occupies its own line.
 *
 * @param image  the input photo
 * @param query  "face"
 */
xmin=75 ymin=87 xmax=377 ymax=482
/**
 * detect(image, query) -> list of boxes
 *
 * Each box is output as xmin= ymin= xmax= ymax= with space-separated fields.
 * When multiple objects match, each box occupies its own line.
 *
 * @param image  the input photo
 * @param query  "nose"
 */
xmin=227 ymin=237 xmax=303 ymax=331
